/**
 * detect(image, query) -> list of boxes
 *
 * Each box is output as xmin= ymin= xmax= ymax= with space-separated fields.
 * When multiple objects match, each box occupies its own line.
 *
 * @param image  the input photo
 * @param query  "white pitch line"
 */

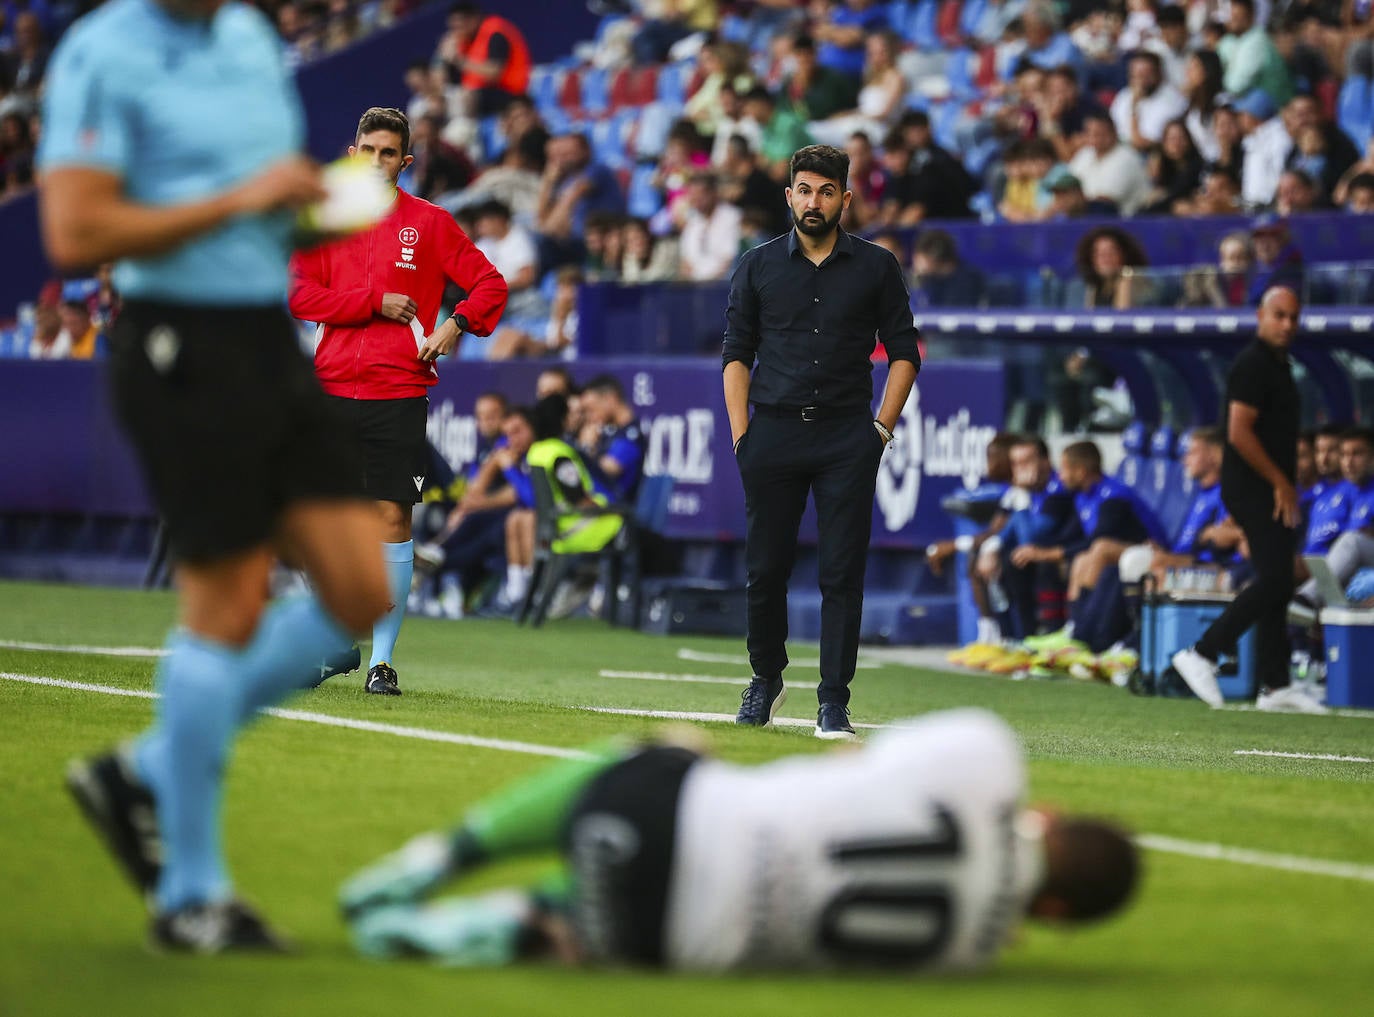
xmin=0 ymin=639 xmax=167 ymax=658
xmin=1234 ymin=749 xmax=1373 ymax=764
xmin=2 ymin=672 xmax=588 ymax=760
xmin=581 ymin=705 xmax=891 ymax=731
xmin=599 ymin=669 xmax=811 ymax=689
xmin=675 ymin=648 xmax=881 ymax=670
xmin=10 ymin=670 xmax=1374 ymax=886
xmin=1136 ymin=834 xmax=1374 ymax=884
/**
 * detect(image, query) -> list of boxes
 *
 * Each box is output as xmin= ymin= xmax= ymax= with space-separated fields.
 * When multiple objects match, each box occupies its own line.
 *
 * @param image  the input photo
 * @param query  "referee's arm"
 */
xmin=873 ymin=250 xmax=920 ymax=434
xmin=722 ymin=253 xmax=760 ymax=448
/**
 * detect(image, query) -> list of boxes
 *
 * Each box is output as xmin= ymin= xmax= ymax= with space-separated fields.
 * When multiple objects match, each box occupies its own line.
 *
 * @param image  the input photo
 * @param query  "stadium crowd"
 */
xmin=8 ymin=0 xmax=1374 ymax=360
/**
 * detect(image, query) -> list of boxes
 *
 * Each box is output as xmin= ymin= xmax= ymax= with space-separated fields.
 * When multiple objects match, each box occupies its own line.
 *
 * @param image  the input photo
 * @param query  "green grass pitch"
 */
xmin=1 ymin=579 xmax=1371 ymax=1017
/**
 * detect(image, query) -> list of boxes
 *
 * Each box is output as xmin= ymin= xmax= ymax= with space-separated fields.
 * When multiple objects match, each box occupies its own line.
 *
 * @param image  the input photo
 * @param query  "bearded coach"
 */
xmin=723 ymin=143 xmax=920 ymax=739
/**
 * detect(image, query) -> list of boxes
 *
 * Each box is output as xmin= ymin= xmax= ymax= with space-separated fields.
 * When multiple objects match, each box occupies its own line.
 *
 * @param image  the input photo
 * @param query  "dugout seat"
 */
xmin=518 ymin=468 xmax=674 ymax=628
xmin=1116 ymin=421 xmax=1151 ymax=491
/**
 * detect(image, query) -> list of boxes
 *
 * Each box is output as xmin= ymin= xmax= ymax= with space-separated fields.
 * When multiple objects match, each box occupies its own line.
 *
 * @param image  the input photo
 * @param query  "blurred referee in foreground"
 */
xmin=1172 ymin=287 xmax=1326 ymax=714
xmin=39 ymin=0 xmax=392 ymax=950
xmin=723 ymin=144 xmax=920 ymax=739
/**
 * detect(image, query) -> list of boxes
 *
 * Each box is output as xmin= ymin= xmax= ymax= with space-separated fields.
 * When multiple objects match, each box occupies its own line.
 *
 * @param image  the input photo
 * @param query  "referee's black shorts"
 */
xmin=561 ymin=745 xmax=700 ymax=967
xmin=110 ymin=300 xmax=364 ymax=563
xmin=326 ymin=395 xmax=429 ymax=506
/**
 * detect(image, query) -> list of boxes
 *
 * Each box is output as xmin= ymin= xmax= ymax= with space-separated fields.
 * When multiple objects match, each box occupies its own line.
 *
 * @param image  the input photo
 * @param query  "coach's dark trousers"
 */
xmin=1196 ymin=489 xmax=1296 ymax=691
xmin=736 ymin=408 xmax=885 ymax=707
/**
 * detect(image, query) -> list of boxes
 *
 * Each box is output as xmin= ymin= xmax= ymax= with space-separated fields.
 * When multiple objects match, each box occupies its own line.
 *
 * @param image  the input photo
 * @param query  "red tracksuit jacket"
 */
xmin=289 ymin=188 xmax=508 ymax=400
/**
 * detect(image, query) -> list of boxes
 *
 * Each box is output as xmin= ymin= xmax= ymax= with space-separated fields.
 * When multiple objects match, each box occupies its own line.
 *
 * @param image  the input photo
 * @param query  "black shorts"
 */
xmin=562 ymin=745 xmax=699 ymax=967
xmin=110 ymin=300 xmax=363 ymax=563
xmin=328 ymin=396 xmax=429 ymax=505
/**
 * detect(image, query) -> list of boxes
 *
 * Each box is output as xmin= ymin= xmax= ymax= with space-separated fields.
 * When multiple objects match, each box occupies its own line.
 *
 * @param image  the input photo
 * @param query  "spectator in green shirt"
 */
xmin=780 ymin=34 xmax=859 ymax=121
xmin=742 ymin=85 xmax=815 ymax=181
xmin=1218 ymin=0 xmax=1294 ymax=107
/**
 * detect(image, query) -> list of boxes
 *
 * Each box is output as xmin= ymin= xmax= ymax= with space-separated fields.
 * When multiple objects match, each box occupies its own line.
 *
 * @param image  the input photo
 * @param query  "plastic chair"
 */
xmin=1116 ymin=421 xmax=1151 ymax=491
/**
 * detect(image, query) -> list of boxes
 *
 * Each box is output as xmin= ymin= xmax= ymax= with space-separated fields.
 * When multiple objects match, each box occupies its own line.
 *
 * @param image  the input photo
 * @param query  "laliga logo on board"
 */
xmin=875 ymin=386 xmax=999 ymax=532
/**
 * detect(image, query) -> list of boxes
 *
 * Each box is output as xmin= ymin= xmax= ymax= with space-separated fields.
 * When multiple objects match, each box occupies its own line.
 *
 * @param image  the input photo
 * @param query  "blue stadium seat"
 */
xmin=590 ymin=117 xmax=629 ymax=170
xmin=903 ymin=0 xmax=939 ymax=49
xmin=1157 ymin=428 xmax=1196 ymax=544
xmin=478 ymin=115 xmax=505 ymax=162
xmin=580 ymin=67 xmax=611 ymax=117
xmin=959 ymin=0 xmax=988 ymax=38
xmin=929 ymin=100 xmax=961 ymax=151
xmin=1117 ymin=421 xmax=1151 ymax=491
xmin=946 ymin=48 xmax=976 ymax=98
xmin=626 ymin=164 xmax=663 ymax=219
xmin=632 ymin=101 xmax=677 ymax=161
xmin=529 ymin=65 xmax=562 ymax=115
xmin=1141 ymin=425 xmax=1182 ymax=523
xmin=655 ymin=62 xmax=692 ymax=105
xmin=1338 ymin=76 xmax=1373 ymax=152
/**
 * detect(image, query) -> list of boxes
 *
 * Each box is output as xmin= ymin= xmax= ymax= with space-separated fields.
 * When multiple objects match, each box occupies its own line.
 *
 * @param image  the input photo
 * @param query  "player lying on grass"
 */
xmin=340 ymin=709 xmax=1139 ymax=971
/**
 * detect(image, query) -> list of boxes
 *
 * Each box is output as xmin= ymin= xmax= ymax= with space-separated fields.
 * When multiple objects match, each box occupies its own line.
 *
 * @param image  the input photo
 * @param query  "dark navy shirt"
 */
xmin=723 ymin=228 xmax=921 ymax=410
xmin=1066 ymin=475 xmax=1166 ymax=556
xmin=1221 ymin=339 xmax=1299 ymax=504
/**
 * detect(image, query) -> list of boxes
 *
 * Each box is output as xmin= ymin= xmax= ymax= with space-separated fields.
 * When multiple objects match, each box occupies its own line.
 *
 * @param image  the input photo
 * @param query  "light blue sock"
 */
xmin=238 ymin=594 xmax=355 ymax=723
xmin=134 ymin=632 xmax=242 ymax=912
xmin=370 ymin=541 xmax=414 ymax=669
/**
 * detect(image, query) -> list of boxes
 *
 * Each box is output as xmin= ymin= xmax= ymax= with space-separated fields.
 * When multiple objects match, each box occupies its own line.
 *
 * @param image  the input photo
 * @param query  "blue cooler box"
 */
xmin=1142 ymin=596 xmax=1257 ymax=701
xmin=1320 ymin=608 xmax=1374 ymax=708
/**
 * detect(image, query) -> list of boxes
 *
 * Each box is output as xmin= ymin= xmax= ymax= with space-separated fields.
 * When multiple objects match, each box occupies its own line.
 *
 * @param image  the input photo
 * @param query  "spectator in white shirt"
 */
xmin=1069 ymin=112 xmax=1152 ymax=214
xmin=1144 ymin=5 xmax=1191 ymax=94
xmin=1111 ymin=50 xmax=1188 ymax=151
xmin=472 ymin=199 xmax=546 ymax=322
xmin=678 ymin=171 xmax=743 ymax=281
xmin=1236 ymin=89 xmax=1290 ymax=207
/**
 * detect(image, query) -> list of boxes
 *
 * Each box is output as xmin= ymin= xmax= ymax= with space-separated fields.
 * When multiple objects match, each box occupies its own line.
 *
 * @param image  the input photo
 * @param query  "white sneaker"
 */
xmin=976 ymin=616 xmax=1003 ymax=646
xmin=1171 ymin=647 xmax=1225 ymax=709
xmin=1256 ymin=684 xmax=1330 ymax=715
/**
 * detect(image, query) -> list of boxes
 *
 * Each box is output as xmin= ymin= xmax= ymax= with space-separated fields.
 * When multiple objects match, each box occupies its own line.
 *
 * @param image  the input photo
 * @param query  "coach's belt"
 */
xmin=752 ymin=404 xmax=869 ymax=422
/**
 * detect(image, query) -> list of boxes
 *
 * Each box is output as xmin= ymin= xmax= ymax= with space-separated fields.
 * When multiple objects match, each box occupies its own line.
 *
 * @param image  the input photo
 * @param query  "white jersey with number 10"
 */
xmin=663 ymin=709 xmax=1044 ymax=972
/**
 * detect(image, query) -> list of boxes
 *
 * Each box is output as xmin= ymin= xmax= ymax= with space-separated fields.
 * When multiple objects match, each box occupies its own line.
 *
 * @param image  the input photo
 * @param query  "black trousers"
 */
xmin=1196 ymin=489 xmax=1296 ymax=691
xmin=736 ymin=410 xmax=885 ymax=707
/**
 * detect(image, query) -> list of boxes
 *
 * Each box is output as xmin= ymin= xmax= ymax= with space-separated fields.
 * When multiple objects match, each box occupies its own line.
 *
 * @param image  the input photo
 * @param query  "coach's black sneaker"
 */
xmin=151 ymin=899 xmax=292 ymax=954
xmin=815 ymin=704 xmax=857 ymax=741
xmin=65 ymin=747 xmax=162 ymax=905
xmin=366 ymin=663 xmax=402 ymax=696
xmin=311 ymin=643 xmax=362 ymax=688
xmin=735 ymin=675 xmax=786 ymax=727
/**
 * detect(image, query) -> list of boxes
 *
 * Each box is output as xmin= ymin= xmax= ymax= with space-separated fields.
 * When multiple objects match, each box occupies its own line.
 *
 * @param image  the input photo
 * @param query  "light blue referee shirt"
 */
xmin=37 ymin=0 xmax=305 ymax=305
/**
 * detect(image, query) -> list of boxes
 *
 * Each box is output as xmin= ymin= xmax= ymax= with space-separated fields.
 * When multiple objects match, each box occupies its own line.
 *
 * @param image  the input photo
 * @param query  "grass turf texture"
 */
xmin=1 ymin=579 xmax=1371 ymax=1017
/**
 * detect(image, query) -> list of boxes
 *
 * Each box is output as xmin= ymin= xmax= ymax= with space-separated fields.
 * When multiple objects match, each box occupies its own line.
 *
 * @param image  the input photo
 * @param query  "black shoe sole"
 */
xmin=65 ymin=756 xmax=160 ymax=906
xmin=365 ymin=682 xmax=402 ymax=696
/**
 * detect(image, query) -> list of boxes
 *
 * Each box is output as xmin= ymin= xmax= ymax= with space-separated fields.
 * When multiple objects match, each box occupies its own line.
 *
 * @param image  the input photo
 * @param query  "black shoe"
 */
xmin=735 ymin=676 xmax=786 ymax=727
xmin=151 ymin=899 xmax=292 ymax=954
xmin=365 ymin=663 xmax=402 ymax=696
xmin=65 ymin=748 xmax=162 ymax=905
xmin=815 ymin=704 xmax=856 ymax=740
xmin=311 ymin=644 xmax=361 ymax=688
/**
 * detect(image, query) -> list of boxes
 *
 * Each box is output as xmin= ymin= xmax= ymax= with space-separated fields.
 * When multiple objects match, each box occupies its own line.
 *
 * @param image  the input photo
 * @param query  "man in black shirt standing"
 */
xmin=1173 ymin=287 xmax=1327 ymax=714
xmin=723 ymin=144 xmax=921 ymax=739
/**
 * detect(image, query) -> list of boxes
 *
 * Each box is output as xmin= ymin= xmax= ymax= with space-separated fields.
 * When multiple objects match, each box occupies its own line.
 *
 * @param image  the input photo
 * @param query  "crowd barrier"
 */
xmin=0 ymin=357 xmax=1005 ymax=553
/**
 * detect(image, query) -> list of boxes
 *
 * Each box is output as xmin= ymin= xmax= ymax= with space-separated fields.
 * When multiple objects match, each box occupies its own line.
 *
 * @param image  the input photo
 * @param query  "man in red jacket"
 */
xmin=290 ymin=106 xmax=508 ymax=696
